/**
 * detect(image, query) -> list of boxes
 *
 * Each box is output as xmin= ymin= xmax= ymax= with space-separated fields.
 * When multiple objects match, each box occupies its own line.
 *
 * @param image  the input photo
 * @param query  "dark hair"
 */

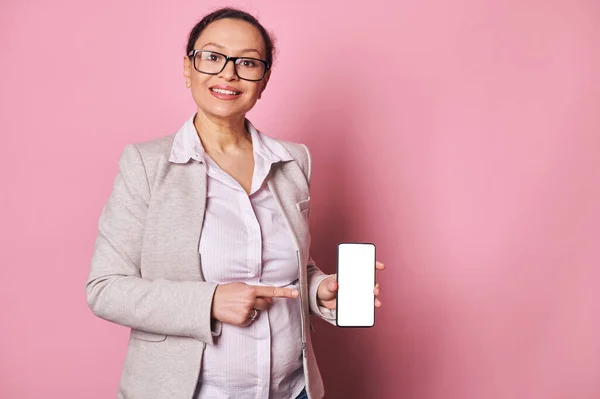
xmin=186 ymin=7 xmax=276 ymax=67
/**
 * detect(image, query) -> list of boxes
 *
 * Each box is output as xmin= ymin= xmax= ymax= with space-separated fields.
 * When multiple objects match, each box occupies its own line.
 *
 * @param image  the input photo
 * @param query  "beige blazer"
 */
xmin=86 ymin=127 xmax=335 ymax=399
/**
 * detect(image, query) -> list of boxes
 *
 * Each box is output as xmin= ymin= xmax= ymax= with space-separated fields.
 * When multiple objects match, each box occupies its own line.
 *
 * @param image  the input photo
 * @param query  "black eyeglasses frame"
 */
xmin=187 ymin=50 xmax=270 ymax=82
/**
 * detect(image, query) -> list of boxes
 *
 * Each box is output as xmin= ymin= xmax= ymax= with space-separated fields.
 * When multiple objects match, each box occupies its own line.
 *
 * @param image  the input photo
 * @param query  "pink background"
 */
xmin=1 ymin=0 xmax=599 ymax=398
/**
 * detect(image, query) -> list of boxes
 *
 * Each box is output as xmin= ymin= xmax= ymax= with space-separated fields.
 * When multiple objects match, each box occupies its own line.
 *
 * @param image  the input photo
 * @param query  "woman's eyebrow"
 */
xmin=201 ymin=42 xmax=225 ymax=49
xmin=201 ymin=42 xmax=261 ymax=56
xmin=239 ymin=49 xmax=261 ymax=56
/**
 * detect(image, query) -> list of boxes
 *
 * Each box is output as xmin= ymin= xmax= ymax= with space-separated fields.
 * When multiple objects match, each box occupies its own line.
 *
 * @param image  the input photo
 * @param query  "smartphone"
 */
xmin=336 ymin=242 xmax=376 ymax=327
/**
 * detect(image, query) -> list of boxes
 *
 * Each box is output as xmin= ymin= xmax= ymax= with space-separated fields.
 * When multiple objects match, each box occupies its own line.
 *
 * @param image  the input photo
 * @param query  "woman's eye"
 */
xmin=203 ymin=52 xmax=222 ymax=62
xmin=240 ymin=59 xmax=257 ymax=68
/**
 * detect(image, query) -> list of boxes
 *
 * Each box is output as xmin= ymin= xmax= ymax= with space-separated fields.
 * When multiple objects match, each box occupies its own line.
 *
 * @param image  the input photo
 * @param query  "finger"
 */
xmin=253 ymin=285 xmax=299 ymax=299
xmin=240 ymin=312 xmax=256 ymax=327
xmin=254 ymin=298 xmax=271 ymax=311
xmin=375 ymin=298 xmax=383 ymax=308
xmin=376 ymin=261 xmax=385 ymax=270
xmin=239 ymin=308 xmax=258 ymax=327
xmin=241 ymin=319 xmax=253 ymax=327
xmin=374 ymin=286 xmax=381 ymax=296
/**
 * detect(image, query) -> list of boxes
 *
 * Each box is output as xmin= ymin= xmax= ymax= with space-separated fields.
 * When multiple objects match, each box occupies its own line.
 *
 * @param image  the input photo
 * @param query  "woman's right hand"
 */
xmin=211 ymin=282 xmax=299 ymax=327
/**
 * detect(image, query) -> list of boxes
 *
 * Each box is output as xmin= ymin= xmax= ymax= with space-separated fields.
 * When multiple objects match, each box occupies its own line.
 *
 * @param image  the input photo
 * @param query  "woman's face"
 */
xmin=184 ymin=18 xmax=270 ymax=123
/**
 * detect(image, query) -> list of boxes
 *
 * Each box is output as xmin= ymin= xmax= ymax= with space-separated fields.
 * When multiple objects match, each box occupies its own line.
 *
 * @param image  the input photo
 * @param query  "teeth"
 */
xmin=211 ymin=88 xmax=239 ymax=95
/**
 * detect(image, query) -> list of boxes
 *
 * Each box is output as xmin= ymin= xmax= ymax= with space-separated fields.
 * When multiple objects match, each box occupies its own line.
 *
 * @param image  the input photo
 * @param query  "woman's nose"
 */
xmin=219 ymin=59 xmax=238 ymax=80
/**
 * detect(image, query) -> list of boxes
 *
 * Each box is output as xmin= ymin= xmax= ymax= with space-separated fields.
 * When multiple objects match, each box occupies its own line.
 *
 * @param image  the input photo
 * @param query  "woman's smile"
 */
xmin=209 ymin=84 xmax=243 ymax=100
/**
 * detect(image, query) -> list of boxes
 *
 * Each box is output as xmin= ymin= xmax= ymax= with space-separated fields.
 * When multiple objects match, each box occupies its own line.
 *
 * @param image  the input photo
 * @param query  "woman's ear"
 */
xmin=258 ymin=70 xmax=271 ymax=99
xmin=183 ymin=55 xmax=192 ymax=88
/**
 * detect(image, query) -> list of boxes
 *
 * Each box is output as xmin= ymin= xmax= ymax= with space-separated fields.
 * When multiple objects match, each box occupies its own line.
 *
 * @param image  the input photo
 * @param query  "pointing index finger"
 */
xmin=252 ymin=285 xmax=300 ymax=299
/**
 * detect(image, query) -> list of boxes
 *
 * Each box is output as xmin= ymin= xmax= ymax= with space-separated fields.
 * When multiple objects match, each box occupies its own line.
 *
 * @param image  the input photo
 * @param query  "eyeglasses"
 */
xmin=187 ymin=50 xmax=270 ymax=82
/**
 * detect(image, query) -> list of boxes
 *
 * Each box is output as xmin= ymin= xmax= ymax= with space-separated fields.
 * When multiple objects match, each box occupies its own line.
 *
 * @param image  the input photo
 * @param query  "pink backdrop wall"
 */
xmin=1 ymin=0 xmax=599 ymax=398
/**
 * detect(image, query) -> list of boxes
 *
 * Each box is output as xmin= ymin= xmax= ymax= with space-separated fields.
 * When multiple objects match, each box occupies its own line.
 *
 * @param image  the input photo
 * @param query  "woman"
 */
xmin=86 ymin=7 xmax=384 ymax=399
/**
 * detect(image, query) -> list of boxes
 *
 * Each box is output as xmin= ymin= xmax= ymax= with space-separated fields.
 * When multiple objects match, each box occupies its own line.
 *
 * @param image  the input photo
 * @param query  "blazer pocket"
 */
xmin=296 ymin=197 xmax=311 ymax=213
xmin=130 ymin=329 xmax=167 ymax=342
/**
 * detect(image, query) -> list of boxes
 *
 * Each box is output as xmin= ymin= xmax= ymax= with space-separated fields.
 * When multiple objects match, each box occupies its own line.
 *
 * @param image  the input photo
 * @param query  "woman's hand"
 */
xmin=316 ymin=261 xmax=385 ymax=310
xmin=211 ymin=282 xmax=299 ymax=327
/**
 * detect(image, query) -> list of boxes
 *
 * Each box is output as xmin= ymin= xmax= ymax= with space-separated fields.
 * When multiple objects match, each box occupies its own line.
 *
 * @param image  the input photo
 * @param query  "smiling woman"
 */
xmin=85 ymin=7 xmax=383 ymax=399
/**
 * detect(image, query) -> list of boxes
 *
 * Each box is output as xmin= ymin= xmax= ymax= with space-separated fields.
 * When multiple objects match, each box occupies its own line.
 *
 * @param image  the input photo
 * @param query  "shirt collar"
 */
xmin=168 ymin=114 xmax=294 ymax=164
xmin=168 ymin=114 xmax=204 ymax=163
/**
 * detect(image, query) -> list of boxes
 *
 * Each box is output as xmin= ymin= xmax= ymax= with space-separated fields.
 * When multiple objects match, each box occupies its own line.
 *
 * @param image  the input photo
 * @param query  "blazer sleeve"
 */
xmin=300 ymin=144 xmax=337 ymax=325
xmin=86 ymin=144 xmax=219 ymax=344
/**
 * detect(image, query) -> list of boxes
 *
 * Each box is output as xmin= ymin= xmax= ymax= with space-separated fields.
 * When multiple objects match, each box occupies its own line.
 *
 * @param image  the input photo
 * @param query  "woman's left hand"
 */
xmin=316 ymin=261 xmax=385 ymax=310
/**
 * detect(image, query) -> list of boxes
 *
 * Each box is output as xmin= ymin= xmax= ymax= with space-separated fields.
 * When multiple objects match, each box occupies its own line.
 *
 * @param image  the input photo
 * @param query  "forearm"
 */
xmin=86 ymin=272 xmax=218 ymax=343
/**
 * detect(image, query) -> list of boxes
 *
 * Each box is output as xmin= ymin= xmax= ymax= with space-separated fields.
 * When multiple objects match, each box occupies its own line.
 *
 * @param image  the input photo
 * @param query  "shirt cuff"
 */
xmin=310 ymin=274 xmax=337 ymax=323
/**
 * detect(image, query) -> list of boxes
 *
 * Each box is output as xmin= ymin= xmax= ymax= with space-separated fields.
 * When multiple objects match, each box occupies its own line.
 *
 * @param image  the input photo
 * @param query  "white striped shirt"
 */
xmin=169 ymin=115 xmax=305 ymax=399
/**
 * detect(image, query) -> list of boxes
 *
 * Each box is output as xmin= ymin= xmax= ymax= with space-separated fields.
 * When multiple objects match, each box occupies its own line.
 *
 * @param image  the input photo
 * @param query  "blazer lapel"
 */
xmin=144 ymin=160 xmax=207 ymax=281
xmin=267 ymin=161 xmax=311 ymax=260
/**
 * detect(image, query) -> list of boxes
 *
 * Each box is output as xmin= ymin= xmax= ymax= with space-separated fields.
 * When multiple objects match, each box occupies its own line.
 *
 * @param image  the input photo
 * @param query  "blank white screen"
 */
xmin=337 ymin=243 xmax=375 ymax=327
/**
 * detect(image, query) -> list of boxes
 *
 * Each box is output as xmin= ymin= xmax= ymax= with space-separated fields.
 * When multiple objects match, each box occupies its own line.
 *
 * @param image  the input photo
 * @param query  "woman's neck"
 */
xmin=193 ymin=111 xmax=251 ymax=153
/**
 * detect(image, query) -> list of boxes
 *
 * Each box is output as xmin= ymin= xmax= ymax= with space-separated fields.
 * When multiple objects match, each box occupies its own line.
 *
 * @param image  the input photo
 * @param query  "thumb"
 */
xmin=318 ymin=275 xmax=337 ymax=298
xmin=328 ymin=279 xmax=338 ymax=292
